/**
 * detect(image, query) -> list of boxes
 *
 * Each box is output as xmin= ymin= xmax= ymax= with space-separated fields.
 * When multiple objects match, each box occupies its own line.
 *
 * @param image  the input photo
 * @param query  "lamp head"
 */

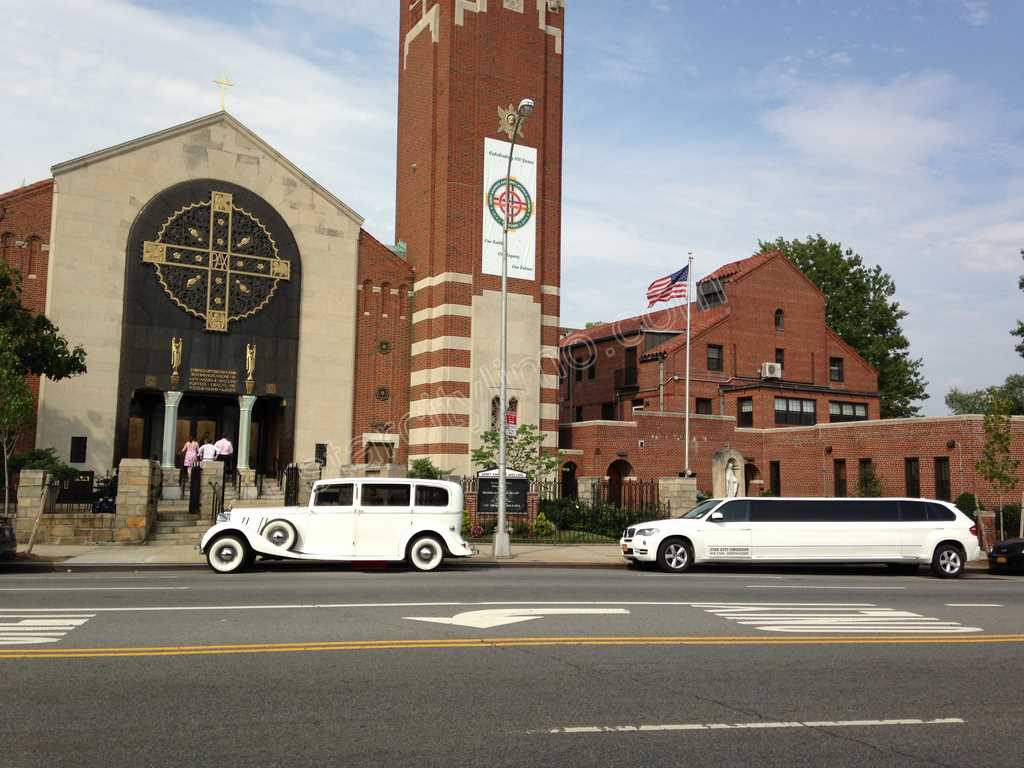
xmin=517 ymin=98 xmax=535 ymax=118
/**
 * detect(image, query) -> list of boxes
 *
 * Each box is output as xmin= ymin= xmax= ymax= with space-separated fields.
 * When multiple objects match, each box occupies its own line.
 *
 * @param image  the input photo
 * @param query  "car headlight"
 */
xmin=636 ymin=527 xmax=659 ymax=536
xmin=216 ymin=511 xmax=230 ymax=523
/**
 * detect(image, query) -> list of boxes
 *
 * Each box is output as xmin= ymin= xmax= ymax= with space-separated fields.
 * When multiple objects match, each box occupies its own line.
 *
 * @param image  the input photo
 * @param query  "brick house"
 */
xmin=560 ymin=251 xmax=1024 ymax=509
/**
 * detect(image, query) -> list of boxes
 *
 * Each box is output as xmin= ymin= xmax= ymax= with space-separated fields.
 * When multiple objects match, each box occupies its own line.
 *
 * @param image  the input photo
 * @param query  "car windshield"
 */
xmin=682 ymin=499 xmax=721 ymax=519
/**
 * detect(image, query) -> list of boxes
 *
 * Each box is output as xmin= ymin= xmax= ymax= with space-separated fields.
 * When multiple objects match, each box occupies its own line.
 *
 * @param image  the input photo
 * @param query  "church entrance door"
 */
xmin=176 ymin=395 xmax=239 ymax=468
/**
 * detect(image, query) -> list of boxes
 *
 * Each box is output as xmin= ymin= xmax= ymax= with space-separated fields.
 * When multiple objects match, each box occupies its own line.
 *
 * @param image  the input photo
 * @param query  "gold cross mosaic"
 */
xmin=142 ymin=191 xmax=291 ymax=332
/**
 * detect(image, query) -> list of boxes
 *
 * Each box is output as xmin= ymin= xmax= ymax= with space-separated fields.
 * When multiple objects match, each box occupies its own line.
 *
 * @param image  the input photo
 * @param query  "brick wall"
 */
xmin=0 ymin=179 xmax=54 ymax=451
xmin=352 ymin=231 xmax=414 ymax=466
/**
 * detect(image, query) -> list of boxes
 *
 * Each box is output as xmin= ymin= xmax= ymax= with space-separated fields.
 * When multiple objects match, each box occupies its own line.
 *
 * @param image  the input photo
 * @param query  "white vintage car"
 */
xmin=199 ymin=478 xmax=474 ymax=573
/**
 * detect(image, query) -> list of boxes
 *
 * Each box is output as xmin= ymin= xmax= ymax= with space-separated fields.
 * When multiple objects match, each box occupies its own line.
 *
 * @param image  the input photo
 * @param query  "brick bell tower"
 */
xmin=397 ymin=0 xmax=565 ymax=475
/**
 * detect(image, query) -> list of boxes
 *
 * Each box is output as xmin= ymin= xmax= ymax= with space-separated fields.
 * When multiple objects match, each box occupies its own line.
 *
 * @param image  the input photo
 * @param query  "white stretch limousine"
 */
xmin=200 ymin=478 xmax=474 ymax=574
xmin=620 ymin=497 xmax=982 ymax=578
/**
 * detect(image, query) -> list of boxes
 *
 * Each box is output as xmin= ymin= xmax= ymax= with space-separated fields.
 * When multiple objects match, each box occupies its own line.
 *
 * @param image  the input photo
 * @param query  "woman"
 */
xmin=181 ymin=437 xmax=199 ymax=476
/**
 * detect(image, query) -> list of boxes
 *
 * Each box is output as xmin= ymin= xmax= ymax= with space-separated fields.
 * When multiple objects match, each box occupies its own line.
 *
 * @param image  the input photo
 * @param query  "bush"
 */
xmin=409 ymin=458 xmax=448 ymax=479
xmin=9 ymin=448 xmax=78 ymax=480
xmin=531 ymin=511 xmax=555 ymax=537
xmin=954 ymin=492 xmax=978 ymax=514
xmin=857 ymin=464 xmax=883 ymax=497
xmin=461 ymin=510 xmax=473 ymax=537
xmin=995 ymin=504 xmax=1022 ymax=539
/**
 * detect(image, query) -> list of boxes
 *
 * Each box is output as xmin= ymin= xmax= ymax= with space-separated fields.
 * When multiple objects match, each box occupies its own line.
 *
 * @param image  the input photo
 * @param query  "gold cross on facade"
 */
xmin=142 ymin=191 xmax=291 ymax=332
xmin=213 ymin=75 xmax=234 ymax=111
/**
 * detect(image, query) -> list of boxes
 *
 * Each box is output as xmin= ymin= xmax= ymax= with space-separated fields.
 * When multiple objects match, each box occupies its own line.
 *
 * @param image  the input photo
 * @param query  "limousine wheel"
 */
xmin=657 ymin=538 xmax=693 ymax=573
xmin=263 ymin=520 xmax=297 ymax=551
xmin=931 ymin=543 xmax=965 ymax=578
xmin=407 ymin=535 xmax=444 ymax=572
xmin=207 ymin=535 xmax=250 ymax=574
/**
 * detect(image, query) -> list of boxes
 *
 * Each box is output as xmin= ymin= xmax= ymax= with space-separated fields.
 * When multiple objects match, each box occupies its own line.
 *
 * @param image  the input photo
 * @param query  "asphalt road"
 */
xmin=2 ymin=563 xmax=1022 ymax=768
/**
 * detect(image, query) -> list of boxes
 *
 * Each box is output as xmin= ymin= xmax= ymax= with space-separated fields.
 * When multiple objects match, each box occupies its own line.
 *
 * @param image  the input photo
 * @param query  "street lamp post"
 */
xmin=494 ymin=96 xmax=534 ymax=559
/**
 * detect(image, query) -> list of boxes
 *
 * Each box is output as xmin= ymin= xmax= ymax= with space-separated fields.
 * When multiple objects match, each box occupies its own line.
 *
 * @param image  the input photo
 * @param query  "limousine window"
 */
xmin=415 ymin=485 xmax=449 ymax=507
xmin=927 ymin=503 xmax=956 ymax=522
xmin=899 ymin=500 xmax=928 ymax=521
xmin=683 ymin=499 xmax=721 ymax=519
xmin=749 ymin=500 xmax=900 ymax=522
xmin=314 ymin=484 xmax=353 ymax=506
xmin=362 ymin=484 xmax=411 ymax=507
xmin=716 ymin=499 xmax=749 ymax=522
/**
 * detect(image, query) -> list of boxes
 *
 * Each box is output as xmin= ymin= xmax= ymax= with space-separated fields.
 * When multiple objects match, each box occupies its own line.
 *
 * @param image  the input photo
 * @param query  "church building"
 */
xmin=0 ymin=1 xmax=566 ymax=495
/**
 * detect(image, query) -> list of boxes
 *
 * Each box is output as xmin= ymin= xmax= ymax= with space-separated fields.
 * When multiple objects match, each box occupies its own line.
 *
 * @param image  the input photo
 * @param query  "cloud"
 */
xmin=0 ymin=0 xmax=398 ymax=240
xmin=960 ymin=1 xmax=991 ymax=26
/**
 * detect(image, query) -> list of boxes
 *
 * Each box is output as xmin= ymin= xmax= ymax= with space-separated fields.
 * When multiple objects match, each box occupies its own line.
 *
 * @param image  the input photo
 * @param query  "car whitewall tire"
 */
xmin=207 ymin=535 xmax=250 ymax=574
xmin=408 ymin=535 xmax=444 ymax=572
xmin=263 ymin=519 xmax=297 ymax=550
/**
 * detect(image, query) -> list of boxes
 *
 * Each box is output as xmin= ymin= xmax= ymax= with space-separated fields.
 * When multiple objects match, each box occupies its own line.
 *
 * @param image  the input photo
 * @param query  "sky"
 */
xmin=2 ymin=0 xmax=1023 ymax=415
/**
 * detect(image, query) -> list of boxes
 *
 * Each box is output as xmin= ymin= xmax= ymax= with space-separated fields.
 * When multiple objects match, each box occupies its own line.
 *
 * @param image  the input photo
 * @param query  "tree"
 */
xmin=759 ymin=236 xmax=928 ymax=418
xmin=0 ymin=262 xmax=86 ymax=379
xmin=0 ymin=333 xmax=35 ymax=516
xmin=856 ymin=462 xmax=883 ymax=497
xmin=1010 ymin=249 xmax=1024 ymax=357
xmin=470 ymin=424 xmax=561 ymax=482
xmin=946 ymin=374 xmax=1024 ymax=415
xmin=408 ymin=457 xmax=448 ymax=479
xmin=975 ymin=387 xmax=1020 ymax=507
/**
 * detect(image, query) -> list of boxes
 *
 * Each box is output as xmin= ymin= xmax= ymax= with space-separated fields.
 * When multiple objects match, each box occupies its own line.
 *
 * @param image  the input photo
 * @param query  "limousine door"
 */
xmin=748 ymin=500 xmax=902 ymax=560
xmin=702 ymin=500 xmax=752 ymax=560
xmin=302 ymin=483 xmax=356 ymax=557
xmin=354 ymin=483 xmax=413 ymax=559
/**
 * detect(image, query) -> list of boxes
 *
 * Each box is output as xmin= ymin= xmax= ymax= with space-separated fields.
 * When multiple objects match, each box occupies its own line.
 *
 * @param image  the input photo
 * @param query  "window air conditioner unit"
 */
xmin=761 ymin=362 xmax=782 ymax=379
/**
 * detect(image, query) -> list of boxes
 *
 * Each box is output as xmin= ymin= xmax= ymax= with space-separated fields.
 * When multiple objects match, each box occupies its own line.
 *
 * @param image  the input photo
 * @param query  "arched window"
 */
xmin=1 ymin=233 xmax=14 ymax=270
xmin=27 ymin=236 xmax=41 ymax=278
xmin=398 ymin=283 xmax=409 ymax=319
xmin=774 ymin=308 xmax=784 ymax=330
xmin=361 ymin=280 xmax=373 ymax=314
xmin=380 ymin=281 xmax=391 ymax=317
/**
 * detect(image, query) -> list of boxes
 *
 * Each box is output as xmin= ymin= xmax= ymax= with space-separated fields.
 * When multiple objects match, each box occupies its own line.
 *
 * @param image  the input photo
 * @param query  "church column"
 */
xmin=237 ymin=395 xmax=258 ymax=499
xmin=161 ymin=391 xmax=183 ymax=469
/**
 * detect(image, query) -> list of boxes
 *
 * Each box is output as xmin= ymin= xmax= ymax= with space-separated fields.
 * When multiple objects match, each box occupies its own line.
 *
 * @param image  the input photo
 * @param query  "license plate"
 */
xmin=995 ymin=556 xmax=1008 ymax=564
xmin=622 ymin=545 xmax=631 ymax=553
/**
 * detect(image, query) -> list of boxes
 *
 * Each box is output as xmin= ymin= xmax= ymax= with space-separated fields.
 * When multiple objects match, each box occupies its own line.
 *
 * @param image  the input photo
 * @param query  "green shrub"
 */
xmin=857 ymin=464 xmax=883 ymax=497
xmin=531 ymin=511 xmax=556 ymax=537
xmin=408 ymin=458 xmax=448 ymax=479
xmin=461 ymin=510 xmax=473 ymax=537
xmin=954 ymin=492 xmax=978 ymax=514
xmin=10 ymin=448 xmax=78 ymax=480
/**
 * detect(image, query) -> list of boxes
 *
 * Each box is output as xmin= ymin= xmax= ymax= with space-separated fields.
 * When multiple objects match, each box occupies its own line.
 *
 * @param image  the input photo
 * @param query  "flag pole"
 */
xmin=684 ymin=252 xmax=693 ymax=476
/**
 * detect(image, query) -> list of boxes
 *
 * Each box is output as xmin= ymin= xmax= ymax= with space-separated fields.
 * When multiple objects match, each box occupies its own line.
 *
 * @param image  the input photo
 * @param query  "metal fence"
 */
xmin=41 ymin=473 xmax=118 ymax=515
xmin=461 ymin=477 xmax=670 ymax=543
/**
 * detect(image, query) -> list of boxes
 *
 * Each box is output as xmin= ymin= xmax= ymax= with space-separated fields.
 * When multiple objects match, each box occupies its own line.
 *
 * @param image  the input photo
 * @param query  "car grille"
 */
xmin=624 ymin=527 xmax=635 ymax=539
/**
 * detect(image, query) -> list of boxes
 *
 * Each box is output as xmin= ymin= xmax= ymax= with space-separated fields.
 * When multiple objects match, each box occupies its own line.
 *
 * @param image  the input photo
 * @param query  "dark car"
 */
xmin=988 ymin=538 xmax=1024 ymax=573
xmin=0 ymin=516 xmax=15 ymax=559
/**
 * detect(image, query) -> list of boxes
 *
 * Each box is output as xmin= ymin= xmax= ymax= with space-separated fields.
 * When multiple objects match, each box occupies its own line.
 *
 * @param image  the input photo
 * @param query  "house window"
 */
xmin=575 ymin=361 xmax=582 ymax=382
xmin=829 ymin=357 xmax=844 ymax=382
xmin=588 ymin=360 xmax=596 ymax=380
xmin=601 ymin=402 xmax=615 ymax=420
xmin=829 ymin=401 xmax=868 ymax=423
xmin=769 ymin=461 xmax=781 ymax=496
xmin=905 ymin=457 xmax=920 ymax=498
xmin=69 ymin=436 xmax=87 ymax=464
xmin=934 ymin=457 xmax=951 ymax=501
xmin=858 ymin=458 xmax=873 ymax=491
xmin=834 ymin=459 xmax=847 ymax=497
xmin=774 ymin=308 xmax=784 ymax=330
xmin=775 ymin=348 xmax=784 ymax=369
xmin=737 ymin=397 xmax=753 ymax=427
xmin=574 ymin=406 xmax=583 ymax=422
xmin=706 ymin=344 xmax=723 ymax=372
xmin=774 ymin=397 xmax=815 ymax=426
xmin=695 ymin=398 xmax=712 ymax=415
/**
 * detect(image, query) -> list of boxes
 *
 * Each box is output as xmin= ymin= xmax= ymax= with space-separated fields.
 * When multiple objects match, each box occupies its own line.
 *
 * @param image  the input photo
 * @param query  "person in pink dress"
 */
xmin=181 ymin=438 xmax=199 ymax=476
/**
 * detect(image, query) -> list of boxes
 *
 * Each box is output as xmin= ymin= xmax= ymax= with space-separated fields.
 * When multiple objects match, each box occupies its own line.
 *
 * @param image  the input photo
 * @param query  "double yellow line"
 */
xmin=3 ymin=634 xmax=1024 ymax=660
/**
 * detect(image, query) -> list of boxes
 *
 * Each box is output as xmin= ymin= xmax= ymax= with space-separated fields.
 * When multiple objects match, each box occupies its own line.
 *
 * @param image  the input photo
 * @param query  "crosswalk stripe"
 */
xmin=693 ymin=603 xmax=981 ymax=634
xmin=0 ymin=614 xmax=95 ymax=646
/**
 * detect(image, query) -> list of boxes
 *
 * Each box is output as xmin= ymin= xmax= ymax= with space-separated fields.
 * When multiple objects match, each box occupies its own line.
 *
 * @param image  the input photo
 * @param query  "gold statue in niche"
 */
xmin=245 ymin=343 xmax=256 ymax=395
xmin=170 ymin=337 xmax=183 ymax=389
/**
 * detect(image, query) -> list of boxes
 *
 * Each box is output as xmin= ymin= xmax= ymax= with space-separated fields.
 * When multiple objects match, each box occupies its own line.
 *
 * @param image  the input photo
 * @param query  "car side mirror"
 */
xmin=708 ymin=511 xmax=725 ymax=522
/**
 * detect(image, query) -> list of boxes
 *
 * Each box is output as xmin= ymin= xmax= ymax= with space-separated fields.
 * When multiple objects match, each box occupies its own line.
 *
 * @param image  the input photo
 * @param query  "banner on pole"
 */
xmin=482 ymin=137 xmax=538 ymax=280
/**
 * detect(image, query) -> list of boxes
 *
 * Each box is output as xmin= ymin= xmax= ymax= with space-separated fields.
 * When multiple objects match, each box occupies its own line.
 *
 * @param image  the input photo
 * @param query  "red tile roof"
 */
xmin=700 ymin=249 xmax=780 ymax=284
xmin=641 ymin=302 xmax=732 ymax=358
xmin=560 ymin=304 xmax=690 ymax=348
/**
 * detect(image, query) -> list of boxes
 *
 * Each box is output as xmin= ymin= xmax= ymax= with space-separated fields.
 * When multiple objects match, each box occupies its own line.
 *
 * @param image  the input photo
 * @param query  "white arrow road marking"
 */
xmin=691 ymin=603 xmax=982 ymax=633
xmin=404 ymin=608 xmax=630 ymax=629
xmin=0 ymin=614 xmax=95 ymax=645
xmin=539 ymin=717 xmax=966 ymax=735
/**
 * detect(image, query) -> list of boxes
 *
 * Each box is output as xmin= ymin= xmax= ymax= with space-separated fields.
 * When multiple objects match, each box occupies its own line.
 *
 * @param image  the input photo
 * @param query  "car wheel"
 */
xmin=207 ymin=535 xmax=250 ymax=574
xmin=407 ymin=535 xmax=444 ymax=572
xmin=657 ymin=538 xmax=693 ymax=573
xmin=263 ymin=519 xmax=297 ymax=550
xmin=931 ymin=543 xmax=965 ymax=578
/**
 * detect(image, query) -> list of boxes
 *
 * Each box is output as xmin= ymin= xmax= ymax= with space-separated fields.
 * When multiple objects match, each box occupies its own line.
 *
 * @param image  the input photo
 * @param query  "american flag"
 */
xmin=646 ymin=265 xmax=689 ymax=307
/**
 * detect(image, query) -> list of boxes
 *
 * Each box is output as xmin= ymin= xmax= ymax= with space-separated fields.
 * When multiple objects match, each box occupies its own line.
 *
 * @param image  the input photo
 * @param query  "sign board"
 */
xmin=506 ymin=410 xmax=517 ymax=426
xmin=476 ymin=469 xmax=529 ymax=516
xmin=482 ymin=137 xmax=538 ymax=280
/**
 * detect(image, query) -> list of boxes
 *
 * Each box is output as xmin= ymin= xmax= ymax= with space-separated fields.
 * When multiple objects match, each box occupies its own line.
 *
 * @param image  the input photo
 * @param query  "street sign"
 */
xmin=477 ymin=473 xmax=529 ymax=515
xmin=404 ymin=607 xmax=630 ymax=629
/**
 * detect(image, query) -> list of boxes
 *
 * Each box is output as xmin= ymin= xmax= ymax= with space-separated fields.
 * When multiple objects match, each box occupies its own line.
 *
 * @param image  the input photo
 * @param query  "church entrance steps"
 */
xmin=156 ymin=511 xmax=200 ymax=522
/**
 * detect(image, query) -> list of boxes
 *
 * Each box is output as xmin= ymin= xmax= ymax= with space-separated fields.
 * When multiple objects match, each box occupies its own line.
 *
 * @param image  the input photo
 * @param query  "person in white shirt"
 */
xmin=197 ymin=437 xmax=219 ymax=463
xmin=214 ymin=436 xmax=233 ymax=460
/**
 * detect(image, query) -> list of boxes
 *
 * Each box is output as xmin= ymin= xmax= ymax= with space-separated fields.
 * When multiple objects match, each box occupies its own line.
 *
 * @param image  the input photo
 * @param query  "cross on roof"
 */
xmin=213 ymin=75 xmax=234 ymax=111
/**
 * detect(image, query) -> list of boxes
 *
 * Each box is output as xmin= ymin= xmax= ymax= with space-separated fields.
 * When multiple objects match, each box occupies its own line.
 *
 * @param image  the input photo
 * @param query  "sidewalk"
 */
xmin=2 ymin=542 xmax=994 ymax=572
